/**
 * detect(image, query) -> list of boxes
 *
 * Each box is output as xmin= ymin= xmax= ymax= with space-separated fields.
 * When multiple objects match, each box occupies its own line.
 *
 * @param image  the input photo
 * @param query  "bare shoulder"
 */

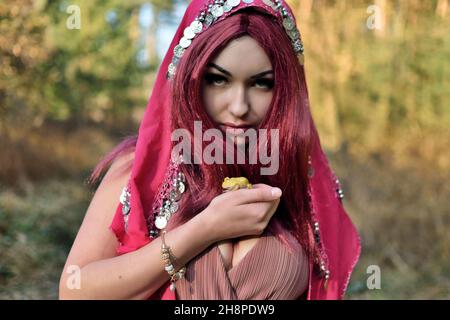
xmin=60 ymin=150 xmax=135 ymax=275
xmin=102 ymin=150 xmax=135 ymax=185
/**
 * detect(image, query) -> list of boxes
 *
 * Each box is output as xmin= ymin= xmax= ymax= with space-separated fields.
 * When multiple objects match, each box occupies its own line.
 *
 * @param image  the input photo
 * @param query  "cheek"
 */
xmin=202 ymin=87 xmax=221 ymax=119
xmin=250 ymin=91 xmax=273 ymax=120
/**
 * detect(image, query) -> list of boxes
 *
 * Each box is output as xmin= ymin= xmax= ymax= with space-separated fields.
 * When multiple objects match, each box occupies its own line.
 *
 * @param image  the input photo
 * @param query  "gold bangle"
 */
xmin=160 ymin=229 xmax=186 ymax=289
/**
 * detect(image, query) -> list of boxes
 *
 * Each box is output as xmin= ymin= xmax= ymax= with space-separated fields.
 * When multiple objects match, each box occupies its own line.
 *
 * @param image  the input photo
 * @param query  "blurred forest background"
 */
xmin=0 ymin=0 xmax=448 ymax=299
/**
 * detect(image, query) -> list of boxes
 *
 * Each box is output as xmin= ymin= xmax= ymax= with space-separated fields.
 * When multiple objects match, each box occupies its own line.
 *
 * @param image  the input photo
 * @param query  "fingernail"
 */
xmin=271 ymin=188 xmax=282 ymax=197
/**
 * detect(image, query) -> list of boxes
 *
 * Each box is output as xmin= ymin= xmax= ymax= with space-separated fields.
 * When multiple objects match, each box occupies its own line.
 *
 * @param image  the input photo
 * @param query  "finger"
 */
xmin=249 ymin=183 xmax=266 ymax=189
xmin=222 ymin=183 xmax=258 ymax=194
xmin=222 ymin=183 xmax=263 ymax=193
xmin=233 ymin=184 xmax=282 ymax=204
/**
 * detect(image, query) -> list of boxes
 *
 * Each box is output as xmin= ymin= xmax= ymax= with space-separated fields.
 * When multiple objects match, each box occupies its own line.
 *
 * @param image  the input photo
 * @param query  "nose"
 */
xmin=228 ymin=85 xmax=249 ymax=118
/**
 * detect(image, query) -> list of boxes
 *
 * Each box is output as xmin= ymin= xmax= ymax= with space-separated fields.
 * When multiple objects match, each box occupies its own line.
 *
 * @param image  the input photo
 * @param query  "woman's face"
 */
xmin=202 ymin=35 xmax=274 ymax=146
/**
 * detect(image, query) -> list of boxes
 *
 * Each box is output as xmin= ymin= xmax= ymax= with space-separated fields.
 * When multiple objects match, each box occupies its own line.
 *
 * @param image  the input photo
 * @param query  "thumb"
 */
xmin=270 ymin=187 xmax=282 ymax=198
xmin=236 ymin=184 xmax=282 ymax=204
xmin=252 ymin=184 xmax=282 ymax=198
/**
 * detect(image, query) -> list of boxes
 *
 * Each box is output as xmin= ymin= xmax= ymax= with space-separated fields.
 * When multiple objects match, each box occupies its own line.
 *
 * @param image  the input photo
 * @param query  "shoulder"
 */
xmin=60 ymin=149 xmax=136 ymax=286
xmin=102 ymin=150 xmax=135 ymax=185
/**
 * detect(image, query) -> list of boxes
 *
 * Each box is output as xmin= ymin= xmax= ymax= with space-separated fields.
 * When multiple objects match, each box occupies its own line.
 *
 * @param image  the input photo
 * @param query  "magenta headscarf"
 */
xmin=109 ymin=0 xmax=361 ymax=300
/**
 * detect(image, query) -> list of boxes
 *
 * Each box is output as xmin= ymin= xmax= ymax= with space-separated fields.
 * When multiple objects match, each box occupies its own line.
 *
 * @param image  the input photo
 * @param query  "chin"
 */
xmin=225 ymin=135 xmax=248 ymax=147
xmin=235 ymin=136 xmax=247 ymax=146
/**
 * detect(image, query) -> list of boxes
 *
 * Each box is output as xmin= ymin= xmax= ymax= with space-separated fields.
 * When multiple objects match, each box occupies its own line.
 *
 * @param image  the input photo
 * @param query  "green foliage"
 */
xmin=288 ymin=0 xmax=450 ymax=171
xmin=0 ymin=0 xmax=182 ymax=127
xmin=0 ymin=0 xmax=184 ymax=184
xmin=41 ymin=0 xmax=148 ymax=123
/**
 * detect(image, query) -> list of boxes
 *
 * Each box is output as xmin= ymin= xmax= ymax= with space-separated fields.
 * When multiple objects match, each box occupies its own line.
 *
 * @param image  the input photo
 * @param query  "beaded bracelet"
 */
xmin=160 ymin=230 xmax=186 ymax=291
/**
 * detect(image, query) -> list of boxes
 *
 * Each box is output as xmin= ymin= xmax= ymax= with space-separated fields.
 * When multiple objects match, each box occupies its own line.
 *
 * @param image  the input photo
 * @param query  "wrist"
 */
xmin=193 ymin=209 xmax=218 ymax=245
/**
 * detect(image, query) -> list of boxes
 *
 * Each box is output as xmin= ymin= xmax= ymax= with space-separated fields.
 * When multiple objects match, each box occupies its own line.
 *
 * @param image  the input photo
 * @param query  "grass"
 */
xmin=332 ymin=152 xmax=450 ymax=299
xmin=0 ymin=179 xmax=91 ymax=299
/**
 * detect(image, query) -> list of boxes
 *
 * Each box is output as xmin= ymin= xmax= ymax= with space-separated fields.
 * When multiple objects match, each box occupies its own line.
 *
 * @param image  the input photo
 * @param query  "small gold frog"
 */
xmin=222 ymin=177 xmax=253 ymax=192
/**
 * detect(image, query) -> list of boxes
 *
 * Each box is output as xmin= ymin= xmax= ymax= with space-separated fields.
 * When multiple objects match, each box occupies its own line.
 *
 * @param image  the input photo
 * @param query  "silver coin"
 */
xmin=173 ymin=45 xmax=184 ymax=58
xmin=183 ymin=26 xmax=195 ymax=40
xmin=169 ymin=202 xmax=179 ymax=214
xmin=283 ymin=17 xmax=295 ymax=30
xmin=119 ymin=187 xmax=129 ymax=204
xmin=223 ymin=2 xmax=233 ymax=12
xmin=179 ymin=37 xmax=192 ymax=49
xmin=171 ymin=56 xmax=180 ymax=66
xmin=164 ymin=209 xmax=172 ymax=219
xmin=164 ymin=200 xmax=171 ymax=209
xmin=228 ymin=0 xmax=240 ymax=7
xmin=211 ymin=4 xmax=224 ymax=18
xmin=168 ymin=63 xmax=176 ymax=75
xmin=262 ymin=0 xmax=275 ymax=6
xmin=119 ymin=192 xmax=127 ymax=204
xmin=170 ymin=189 xmax=182 ymax=202
xmin=122 ymin=203 xmax=130 ymax=215
xmin=288 ymin=28 xmax=300 ymax=40
xmin=149 ymin=229 xmax=158 ymax=238
xmin=155 ymin=216 xmax=167 ymax=229
xmin=293 ymin=39 xmax=304 ymax=53
xmin=178 ymin=181 xmax=186 ymax=194
xmin=177 ymin=172 xmax=185 ymax=182
xmin=190 ymin=20 xmax=203 ymax=34
xmin=204 ymin=14 xmax=214 ymax=27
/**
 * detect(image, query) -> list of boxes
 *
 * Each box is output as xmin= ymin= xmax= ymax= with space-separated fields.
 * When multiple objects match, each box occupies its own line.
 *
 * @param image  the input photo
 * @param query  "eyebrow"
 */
xmin=206 ymin=63 xmax=273 ymax=79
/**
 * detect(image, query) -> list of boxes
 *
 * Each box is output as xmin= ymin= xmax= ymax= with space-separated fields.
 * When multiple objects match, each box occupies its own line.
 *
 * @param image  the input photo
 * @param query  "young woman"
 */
xmin=59 ymin=0 xmax=361 ymax=300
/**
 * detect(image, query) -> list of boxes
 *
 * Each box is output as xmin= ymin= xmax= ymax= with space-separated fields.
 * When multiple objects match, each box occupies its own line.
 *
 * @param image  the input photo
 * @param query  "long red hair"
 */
xmin=90 ymin=8 xmax=315 ymax=257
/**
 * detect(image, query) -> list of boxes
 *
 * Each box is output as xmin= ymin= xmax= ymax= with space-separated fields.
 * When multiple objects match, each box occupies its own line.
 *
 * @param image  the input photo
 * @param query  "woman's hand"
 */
xmin=199 ymin=184 xmax=282 ymax=243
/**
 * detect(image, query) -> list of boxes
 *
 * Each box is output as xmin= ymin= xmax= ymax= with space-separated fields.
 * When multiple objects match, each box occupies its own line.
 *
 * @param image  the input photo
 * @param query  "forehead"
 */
xmin=209 ymin=36 xmax=272 ymax=76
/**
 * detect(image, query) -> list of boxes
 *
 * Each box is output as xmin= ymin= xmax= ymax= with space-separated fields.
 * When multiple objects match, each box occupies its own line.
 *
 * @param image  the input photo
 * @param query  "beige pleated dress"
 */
xmin=175 ymin=227 xmax=309 ymax=300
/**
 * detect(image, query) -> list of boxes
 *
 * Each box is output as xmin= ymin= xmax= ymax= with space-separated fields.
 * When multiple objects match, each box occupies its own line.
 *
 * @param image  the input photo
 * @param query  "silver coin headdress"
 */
xmin=167 ymin=0 xmax=305 ymax=80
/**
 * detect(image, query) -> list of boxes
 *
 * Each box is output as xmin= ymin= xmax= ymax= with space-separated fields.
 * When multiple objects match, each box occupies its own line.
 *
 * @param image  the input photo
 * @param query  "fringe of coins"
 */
xmin=151 ymin=157 xmax=188 ymax=291
xmin=148 ymin=157 xmax=187 ymax=239
xmin=307 ymin=156 xmax=331 ymax=289
xmin=167 ymin=0 xmax=305 ymax=80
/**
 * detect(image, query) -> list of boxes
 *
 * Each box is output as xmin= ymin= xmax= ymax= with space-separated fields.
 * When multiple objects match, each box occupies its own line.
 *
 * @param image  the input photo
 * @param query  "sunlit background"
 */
xmin=0 ymin=0 xmax=449 ymax=299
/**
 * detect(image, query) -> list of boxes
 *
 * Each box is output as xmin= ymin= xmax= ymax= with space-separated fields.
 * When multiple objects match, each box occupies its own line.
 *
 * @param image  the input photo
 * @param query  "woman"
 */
xmin=59 ymin=0 xmax=361 ymax=300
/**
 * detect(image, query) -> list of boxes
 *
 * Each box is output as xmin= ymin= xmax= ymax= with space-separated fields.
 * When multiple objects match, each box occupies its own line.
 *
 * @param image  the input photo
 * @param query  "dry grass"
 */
xmin=0 ymin=123 xmax=117 ymax=187
xmin=332 ymin=152 xmax=450 ymax=299
xmin=0 ymin=179 xmax=91 ymax=299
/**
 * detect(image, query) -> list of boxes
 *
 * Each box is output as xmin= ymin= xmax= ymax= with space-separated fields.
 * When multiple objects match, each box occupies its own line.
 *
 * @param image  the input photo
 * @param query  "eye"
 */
xmin=204 ymin=73 xmax=228 ymax=86
xmin=253 ymin=78 xmax=274 ymax=89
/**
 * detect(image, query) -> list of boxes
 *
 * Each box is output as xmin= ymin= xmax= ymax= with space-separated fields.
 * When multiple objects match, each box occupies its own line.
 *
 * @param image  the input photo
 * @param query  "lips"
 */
xmin=221 ymin=122 xmax=253 ymax=129
xmin=219 ymin=123 xmax=253 ymax=135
